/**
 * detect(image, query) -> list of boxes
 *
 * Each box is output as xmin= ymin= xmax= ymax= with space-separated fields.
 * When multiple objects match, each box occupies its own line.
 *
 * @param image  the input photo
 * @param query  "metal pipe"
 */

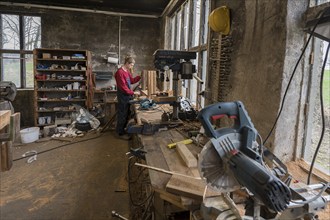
xmin=0 ymin=2 xmax=159 ymax=18
xmin=118 ymin=16 xmax=121 ymax=64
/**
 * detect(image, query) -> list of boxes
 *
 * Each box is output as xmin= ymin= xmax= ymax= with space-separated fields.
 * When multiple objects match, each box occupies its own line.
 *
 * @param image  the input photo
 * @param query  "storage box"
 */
xmin=55 ymin=117 xmax=71 ymax=125
xmin=42 ymin=53 xmax=51 ymax=59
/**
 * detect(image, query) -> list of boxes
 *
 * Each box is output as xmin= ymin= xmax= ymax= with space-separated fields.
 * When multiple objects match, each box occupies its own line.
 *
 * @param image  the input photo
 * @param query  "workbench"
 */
xmin=132 ymin=104 xmax=220 ymax=219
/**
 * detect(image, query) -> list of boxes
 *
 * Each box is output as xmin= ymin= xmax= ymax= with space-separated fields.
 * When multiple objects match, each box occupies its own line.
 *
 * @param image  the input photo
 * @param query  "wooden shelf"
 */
xmin=36 ymin=69 xmax=85 ymax=72
xmin=37 ymin=109 xmax=76 ymax=113
xmin=36 ymin=58 xmax=87 ymax=62
xmin=37 ymin=89 xmax=86 ymax=92
xmin=36 ymin=123 xmax=55 ymax=127
xmin=33 ymin=48 xmax=92 ymax=128
xmin=37 ymin=99 xmax=86 ymax=102
xmin=36 ymin=79 xmax=85 ymax=82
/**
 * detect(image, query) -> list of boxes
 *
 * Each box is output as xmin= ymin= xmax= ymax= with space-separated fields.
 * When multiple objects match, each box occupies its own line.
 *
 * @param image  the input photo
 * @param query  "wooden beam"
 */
xmin=0 ymin=110 xmax=11 ymax=130
xmin=176 ymin=143 xmax=197 ymax=168
xmin=0 ymin=141 xmax=13 ymax=172
xmin=166 ymin=174 xmax=221 ymax=201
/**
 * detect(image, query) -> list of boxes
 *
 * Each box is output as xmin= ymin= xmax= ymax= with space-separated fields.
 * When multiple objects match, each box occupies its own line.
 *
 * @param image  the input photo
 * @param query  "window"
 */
xmin=302 ymin=0 xmax=330 ymax=174
xmin=303 ymin=39 xmax=330 ymax=174
xmin=176 ymin=10 xmax=182 ymax=50
xmin=165 ymin=0 xmax=210 ymax=109
xmin=191 ymin=0 xmax=201 ymax=47
xmin=183 ymin=2 xmax=190 ymax=50
xmin=0 ymin=14 xmax=41 ymax=88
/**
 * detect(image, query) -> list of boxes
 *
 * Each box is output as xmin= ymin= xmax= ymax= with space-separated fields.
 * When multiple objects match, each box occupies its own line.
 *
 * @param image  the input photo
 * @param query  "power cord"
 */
xmin=13 ymin=133 xmax=103 ymax=162
xmin=263 ymin=8 xmax=328 ymax=145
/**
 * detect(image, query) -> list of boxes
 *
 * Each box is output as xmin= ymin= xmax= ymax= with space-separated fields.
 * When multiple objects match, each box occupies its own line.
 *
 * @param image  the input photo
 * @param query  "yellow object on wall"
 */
xmin=208 ymin=6 xmax=230 ymax=35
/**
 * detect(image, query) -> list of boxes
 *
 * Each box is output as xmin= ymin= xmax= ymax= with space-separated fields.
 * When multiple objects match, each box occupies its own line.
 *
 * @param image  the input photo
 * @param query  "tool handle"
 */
xmin=197 ymin=101 xmax=254 ymax=138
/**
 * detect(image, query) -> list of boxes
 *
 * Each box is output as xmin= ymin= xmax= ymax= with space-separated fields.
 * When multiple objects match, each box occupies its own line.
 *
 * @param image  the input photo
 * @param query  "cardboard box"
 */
xmin=42 ymin=53 xmax=51 ymax=59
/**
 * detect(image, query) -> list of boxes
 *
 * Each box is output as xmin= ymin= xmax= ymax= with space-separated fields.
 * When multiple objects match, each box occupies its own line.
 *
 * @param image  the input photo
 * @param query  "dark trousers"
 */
xmin=116 ymin=91 xmax=131 ymax=135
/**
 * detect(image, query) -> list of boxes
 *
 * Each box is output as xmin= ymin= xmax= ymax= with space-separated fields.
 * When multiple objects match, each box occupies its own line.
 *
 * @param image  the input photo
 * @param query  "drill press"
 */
xmin=153 ymin=49 xmax=196 ymax=120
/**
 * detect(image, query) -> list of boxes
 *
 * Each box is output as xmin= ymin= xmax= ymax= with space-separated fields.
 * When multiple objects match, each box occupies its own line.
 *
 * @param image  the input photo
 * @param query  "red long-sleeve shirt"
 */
xmin=115 ymin=67 xmax=141 ymax=95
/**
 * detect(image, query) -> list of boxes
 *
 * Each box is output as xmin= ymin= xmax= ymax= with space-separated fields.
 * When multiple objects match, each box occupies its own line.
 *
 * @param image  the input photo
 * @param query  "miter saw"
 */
xmin=197 ymin=101 xmax=329 ymax=219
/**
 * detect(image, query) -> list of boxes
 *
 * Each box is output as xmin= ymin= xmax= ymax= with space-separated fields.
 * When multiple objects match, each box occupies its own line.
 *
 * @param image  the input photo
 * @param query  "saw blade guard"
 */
xmin=197 ymin=101 xmax=256 ymax=139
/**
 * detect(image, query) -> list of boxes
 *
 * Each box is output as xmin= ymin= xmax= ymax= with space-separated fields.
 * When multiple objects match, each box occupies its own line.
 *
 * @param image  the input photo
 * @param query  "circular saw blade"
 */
xmin=198 ymin=141 xmax=240 ymax=192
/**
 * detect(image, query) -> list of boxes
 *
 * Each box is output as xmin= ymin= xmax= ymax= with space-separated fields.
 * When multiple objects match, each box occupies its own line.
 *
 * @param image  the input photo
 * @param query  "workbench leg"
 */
xmin=0 ymin=141 xmax=13 ymax=172
xmin=153 ymin=191 xmax=166 ymax=220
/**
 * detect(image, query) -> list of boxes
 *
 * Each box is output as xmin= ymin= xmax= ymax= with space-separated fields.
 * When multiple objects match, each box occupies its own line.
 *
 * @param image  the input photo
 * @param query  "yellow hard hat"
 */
xmin=208 ymin=6 xmax=230 ymax=35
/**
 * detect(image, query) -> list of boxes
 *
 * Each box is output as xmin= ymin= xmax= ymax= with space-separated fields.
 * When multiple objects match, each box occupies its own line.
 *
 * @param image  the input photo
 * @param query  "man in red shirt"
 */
xmin=115 ymin=57 xmax=141 ymax=139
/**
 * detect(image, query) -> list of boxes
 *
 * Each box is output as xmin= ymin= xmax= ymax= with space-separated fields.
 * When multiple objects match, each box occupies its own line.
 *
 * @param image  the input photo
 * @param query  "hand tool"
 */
xmin=111 ymin=211 xmax=128 ymax=220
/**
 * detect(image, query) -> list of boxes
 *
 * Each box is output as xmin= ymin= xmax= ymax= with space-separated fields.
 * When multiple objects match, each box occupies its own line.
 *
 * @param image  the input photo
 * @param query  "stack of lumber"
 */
xmin=142 ymin=70 xmax=157 ymax=98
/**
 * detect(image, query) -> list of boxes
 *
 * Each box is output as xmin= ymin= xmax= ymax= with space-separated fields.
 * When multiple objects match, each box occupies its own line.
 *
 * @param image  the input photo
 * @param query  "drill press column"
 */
xmin=153 ymin=49 xmax=196 ymax=121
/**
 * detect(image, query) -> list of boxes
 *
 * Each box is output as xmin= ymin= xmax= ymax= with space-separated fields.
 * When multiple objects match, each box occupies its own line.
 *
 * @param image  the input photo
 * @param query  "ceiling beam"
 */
xmin=0 ymin=1 xmax=159 ymax=18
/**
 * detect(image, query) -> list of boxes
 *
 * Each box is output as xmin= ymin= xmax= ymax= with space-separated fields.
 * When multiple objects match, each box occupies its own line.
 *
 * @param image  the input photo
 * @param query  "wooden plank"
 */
xmin=147 ymin=71 xmax=152 ymax=98
xmin=159 ymin=192 xmax=187 ymax=210
xmin=0 ymin=110 xmax=11 ymax=130
xmin=0 ymin=141 xmax=13 ymax=172
xmin=297 ymin=159 xmax=330 ymax=182
xmin=166 ymin=175 xmax=221 ymax=201
xmin=176 ymin=143 xmax=198 ymax=168
xmin=140 ymin=135 xmax=171 ymax=190
xmin=142 ymin=70 xmax=148 ymax=90
xmin=152 ymin=70 xmax=157 ymax=93
xmin=10 ymin=113 xmax=20 ymax=142
xmin=153 ymin=96 xmax=176 ymax=103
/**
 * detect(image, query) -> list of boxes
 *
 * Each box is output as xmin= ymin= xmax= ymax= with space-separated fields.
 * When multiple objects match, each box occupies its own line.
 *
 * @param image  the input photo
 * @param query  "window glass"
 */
xmin=192 ymin=0 xmax=201 ymax=47
xmin=201 ymin=50 xmax=207 ymax=107
xmin=202 ymin=0 xmax=210 ymax=44
xmin=25 ymin=54 xmax=34 ymax=88
xmin=1 ymin=14 xmax=20 ymax=50
xmin=170 ymin=16 xmax=176 ymax=50
xmin=176 ymin=11 xmax=182 ymax=50
xmin=24 ymin=16 xmax=41 ymax=50
xmin=189 ymin=53 xmax=198 ymax=106
xmin=183 ymin=2 xmax=190 ymax=49
xmin=2 ymin=53 xmax=21 ymax=87
xmin=309 ymin=0 xmax=330 ymax=7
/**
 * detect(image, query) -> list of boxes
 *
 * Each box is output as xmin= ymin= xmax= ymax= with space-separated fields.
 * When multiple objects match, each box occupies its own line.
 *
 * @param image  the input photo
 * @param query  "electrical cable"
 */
xmin=127 ymin=156 xmax=154 ymax=207
xmin=13 ymin=133 xmax=103 ymax=162
xmin=307 ymin=42 xmax=330 ymax=184
xmin=263 ymin=8 xmax=328 ymax=145
xmin=290 ymin=182 xmax=329 ymax=205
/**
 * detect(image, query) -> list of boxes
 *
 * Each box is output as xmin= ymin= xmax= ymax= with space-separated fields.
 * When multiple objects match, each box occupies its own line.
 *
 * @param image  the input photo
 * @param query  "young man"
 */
xmin=115 ymin=57 xmax=141 ymax=139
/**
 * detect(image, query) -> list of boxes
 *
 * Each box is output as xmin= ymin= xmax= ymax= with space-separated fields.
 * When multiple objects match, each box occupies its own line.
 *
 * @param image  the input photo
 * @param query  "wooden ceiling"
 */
xmin=7 ymin=0 xmax=171 ymax=16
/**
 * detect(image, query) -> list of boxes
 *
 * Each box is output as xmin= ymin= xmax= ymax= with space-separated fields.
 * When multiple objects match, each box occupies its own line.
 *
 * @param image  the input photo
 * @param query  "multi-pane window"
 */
xmin=166 ymin=0 xmax=210 ymax=109
xmin=0 ymin=14 xmax=41 ymax=88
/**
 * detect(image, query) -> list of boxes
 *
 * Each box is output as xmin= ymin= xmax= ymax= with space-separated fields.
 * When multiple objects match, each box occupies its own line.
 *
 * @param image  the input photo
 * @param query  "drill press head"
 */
xmin=153 ymin=49 xmax=196 ymax=79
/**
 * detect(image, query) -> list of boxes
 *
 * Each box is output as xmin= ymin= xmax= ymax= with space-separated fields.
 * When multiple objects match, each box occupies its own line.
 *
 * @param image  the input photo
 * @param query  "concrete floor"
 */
xmin=0 ymin=131 xmax=130 ymax=220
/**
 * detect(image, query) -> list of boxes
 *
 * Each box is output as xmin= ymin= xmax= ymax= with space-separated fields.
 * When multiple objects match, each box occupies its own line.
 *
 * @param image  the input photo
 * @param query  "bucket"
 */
xmin=20 ymin=127 xmax=40 ymax=144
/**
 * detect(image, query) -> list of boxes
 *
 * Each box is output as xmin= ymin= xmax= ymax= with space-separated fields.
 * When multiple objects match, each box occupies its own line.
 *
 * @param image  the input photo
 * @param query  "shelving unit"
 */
xmin=33 ymin=48 xmax=91 ymax=127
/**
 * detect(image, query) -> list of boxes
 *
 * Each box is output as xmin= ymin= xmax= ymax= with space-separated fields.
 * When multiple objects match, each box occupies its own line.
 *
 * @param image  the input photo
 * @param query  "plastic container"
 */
xmin=20 ymin=127 xmax=40 ymax=144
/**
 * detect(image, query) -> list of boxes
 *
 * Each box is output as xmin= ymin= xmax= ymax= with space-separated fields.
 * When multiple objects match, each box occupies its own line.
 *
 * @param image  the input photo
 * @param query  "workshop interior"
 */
xmin=0 ymin=0 xmax=330 ymax=220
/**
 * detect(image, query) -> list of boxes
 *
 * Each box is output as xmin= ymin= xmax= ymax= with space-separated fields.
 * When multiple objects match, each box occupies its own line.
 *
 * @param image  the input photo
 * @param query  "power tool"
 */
xmin=197 ymin=101 xmax=329 ymax=219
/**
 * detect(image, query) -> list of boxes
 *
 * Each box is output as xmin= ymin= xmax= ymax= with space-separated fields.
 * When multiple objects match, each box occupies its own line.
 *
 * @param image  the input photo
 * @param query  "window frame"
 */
xmin=165 ymin=0 xmax=210 ymax=109
xmin=0 ymin=13 xmax=41 ymax=89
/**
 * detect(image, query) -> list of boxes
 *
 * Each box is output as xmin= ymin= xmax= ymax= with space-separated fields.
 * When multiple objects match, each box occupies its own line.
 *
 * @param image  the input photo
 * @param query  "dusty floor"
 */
xmin=0 ymin=131 xmax=130 ymax=220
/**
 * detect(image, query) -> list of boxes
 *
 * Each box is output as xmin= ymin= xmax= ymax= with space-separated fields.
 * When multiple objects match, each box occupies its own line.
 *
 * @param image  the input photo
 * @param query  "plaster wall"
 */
xmin=1 ymin=6 xmax=161 ymax=127
xmin=211 ymin=0 xmax=309 ymax=162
